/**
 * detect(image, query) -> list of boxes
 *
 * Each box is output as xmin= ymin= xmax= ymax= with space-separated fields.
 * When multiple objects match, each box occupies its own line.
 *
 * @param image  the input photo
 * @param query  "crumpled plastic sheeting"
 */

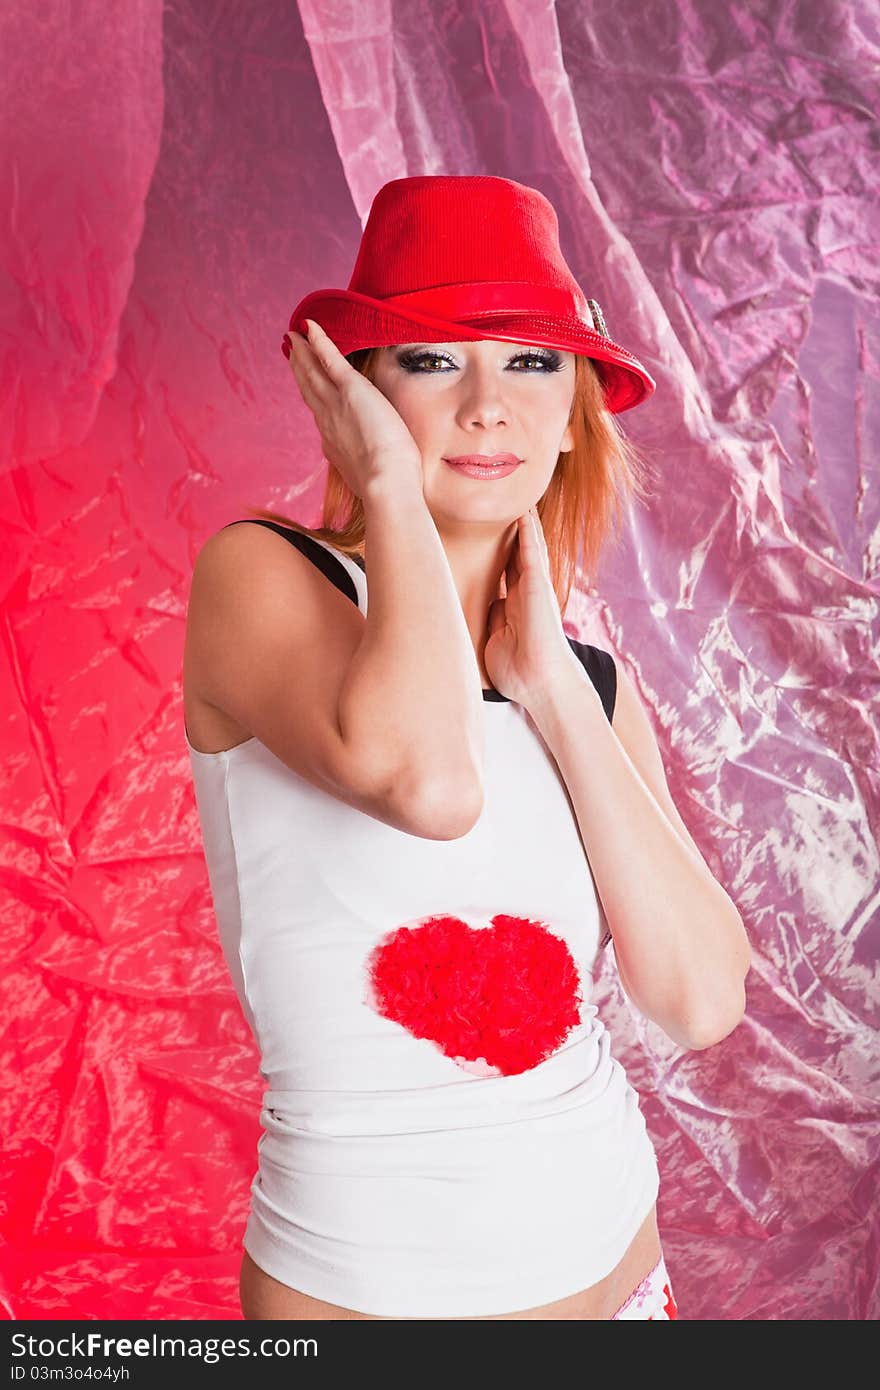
xmin=1 ymin=0 xmax=877 ymax=1321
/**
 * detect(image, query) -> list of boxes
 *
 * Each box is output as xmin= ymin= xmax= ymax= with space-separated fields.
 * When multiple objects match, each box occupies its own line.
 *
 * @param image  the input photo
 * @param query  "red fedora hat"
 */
xmin=283 ymin=175 xmax=656 ymax=415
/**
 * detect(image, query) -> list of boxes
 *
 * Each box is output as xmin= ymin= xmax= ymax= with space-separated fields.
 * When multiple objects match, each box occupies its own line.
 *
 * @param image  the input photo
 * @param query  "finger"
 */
xmin=528 ymin=507 xmax=551 ymax=576
xmin=288 ymin=330 xmax=334 ymax=407
xmin=302 ymin=319 xmax=350 ymax=383
xmin=282 ymin=329 xmax=308 ymax=360
xmin=286 ymin=331 xmax=307 ymax=372
xmin=505 ymin=518 xmax=530 ymax=586
xmin=518 ymin=511 xmax=545 ymax=586
xmin=517 ymin=511 xmax=536 ymax=568
xmin=532 ymin=506 xmax=549 ymax=555
xmin=287 ymin=324 xmax=324 ymax=378
xmin=505 ymin=538 xmax=522 ymax=589
xmin=286 ymin=341 xmax=318 ymax=405
xmin=290 ymin=322 xmax=354 ymax=416
xmin=487 ymin=595 xmax=505 ymax=639
xmin=305 ymin=318 xmax=330 ymax=344
xmin=286 ymin=329 xmax=310 ymax=371
xmin=534 ymin=507 xmax=549 ymax=556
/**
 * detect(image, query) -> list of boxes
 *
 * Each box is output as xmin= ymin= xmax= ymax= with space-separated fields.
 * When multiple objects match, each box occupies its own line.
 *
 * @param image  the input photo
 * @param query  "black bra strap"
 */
xmin=567 ymin=639 xmax=617 ymax=724
xmin=223 ymin=519 xmax=360 ymax=609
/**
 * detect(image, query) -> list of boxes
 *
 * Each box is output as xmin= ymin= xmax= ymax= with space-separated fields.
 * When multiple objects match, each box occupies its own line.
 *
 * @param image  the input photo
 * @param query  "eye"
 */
xmin=396 ymin=348 xmax=565 ymax=373
xmin=513 ymin=350 xmax=565 ymax=373
xmin=397 ymin=349 xmax=455 ymax=372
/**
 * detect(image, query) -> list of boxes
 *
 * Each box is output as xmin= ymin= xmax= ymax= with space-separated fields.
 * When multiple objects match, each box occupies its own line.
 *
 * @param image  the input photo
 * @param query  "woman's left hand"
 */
xmin=484 ymin=507 xmax=584 ymax=709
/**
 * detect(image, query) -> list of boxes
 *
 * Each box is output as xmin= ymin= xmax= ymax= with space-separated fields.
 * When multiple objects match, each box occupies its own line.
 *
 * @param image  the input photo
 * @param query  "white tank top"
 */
xmin=185 ymin=521 xmax=661 ymax=1318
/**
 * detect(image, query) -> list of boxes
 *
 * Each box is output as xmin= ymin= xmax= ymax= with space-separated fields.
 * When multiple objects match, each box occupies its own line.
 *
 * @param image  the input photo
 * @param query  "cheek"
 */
xmin=389 ymin=391 xmax=444 ymax=441
xmin=522 ymin=379 xmax=574 ymax=424
xmin=527 ymin=398 xmax=573 ymax=450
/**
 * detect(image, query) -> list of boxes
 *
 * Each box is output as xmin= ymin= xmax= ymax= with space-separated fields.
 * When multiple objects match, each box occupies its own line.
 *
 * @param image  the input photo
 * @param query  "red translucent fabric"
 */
xmin=2 ymin=0 xmax=877 ymax=1321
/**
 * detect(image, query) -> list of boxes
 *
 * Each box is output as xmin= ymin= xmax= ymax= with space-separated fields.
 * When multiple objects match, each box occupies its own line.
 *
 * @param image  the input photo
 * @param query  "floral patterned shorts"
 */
xmin=611 ymin=1254 xmax=679 ymax=1319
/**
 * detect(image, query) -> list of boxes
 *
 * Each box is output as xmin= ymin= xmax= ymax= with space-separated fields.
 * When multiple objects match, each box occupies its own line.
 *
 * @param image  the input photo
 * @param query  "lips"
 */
xmin=444 ymin=453 xmax=522 ymax=467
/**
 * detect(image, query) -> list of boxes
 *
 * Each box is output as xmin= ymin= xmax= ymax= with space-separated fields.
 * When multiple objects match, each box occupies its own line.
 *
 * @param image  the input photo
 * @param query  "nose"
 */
xmin=455 ymin=362 xmax=509 ymax=431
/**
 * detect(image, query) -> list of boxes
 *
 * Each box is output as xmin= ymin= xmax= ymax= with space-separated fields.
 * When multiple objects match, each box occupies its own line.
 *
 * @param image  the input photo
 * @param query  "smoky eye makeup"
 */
xmin=394 ymin=345 xmax=567 ymax=374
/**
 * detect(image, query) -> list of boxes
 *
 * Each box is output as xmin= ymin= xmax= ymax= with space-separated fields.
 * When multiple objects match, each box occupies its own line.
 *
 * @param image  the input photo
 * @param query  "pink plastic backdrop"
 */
xmin=2 ymin=0 xmax=878 ymax=1321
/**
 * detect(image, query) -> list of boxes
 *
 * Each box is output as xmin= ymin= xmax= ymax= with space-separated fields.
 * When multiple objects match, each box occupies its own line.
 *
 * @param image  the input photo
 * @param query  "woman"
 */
xmin=183 ymin=175 xmax=751 ymax=1320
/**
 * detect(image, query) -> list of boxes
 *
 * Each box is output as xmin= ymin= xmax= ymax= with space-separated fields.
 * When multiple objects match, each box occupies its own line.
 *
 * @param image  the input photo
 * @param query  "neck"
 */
xmin=435 ymin=521 xmax=517 ymax=682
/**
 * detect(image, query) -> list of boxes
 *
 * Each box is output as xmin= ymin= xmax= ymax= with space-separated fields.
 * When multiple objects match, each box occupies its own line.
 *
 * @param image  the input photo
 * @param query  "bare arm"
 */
xmin=527 ymin=660 xmax=751 ymax=1051
xmin=339 ymin=475 xmax=486 ymax=831
xmin=184 ymin=487 xmax=484 ymax=840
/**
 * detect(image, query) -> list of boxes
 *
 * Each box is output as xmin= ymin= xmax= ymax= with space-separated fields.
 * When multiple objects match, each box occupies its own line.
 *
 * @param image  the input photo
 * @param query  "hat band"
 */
xmin=375 ymin=280 xmax=595 ymax=328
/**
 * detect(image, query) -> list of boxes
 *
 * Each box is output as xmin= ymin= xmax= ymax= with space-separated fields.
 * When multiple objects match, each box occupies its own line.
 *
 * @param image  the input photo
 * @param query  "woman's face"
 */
xmin=370 ymin=338 xmax=576 ymax=522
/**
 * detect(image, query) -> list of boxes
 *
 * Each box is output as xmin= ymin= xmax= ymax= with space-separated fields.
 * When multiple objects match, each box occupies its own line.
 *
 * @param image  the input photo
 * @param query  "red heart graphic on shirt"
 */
xmin=365 ymin=913 xmax=584 ymax=1076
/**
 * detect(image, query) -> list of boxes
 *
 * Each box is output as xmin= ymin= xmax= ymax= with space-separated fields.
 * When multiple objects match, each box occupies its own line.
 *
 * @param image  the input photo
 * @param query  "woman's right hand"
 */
xmin=284 ymin=319 xmax=423 ymax=498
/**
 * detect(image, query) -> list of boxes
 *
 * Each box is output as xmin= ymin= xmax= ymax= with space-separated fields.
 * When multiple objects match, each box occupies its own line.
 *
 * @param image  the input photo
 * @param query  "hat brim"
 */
xmin=286 ymin=289 xmax=655 ymax=414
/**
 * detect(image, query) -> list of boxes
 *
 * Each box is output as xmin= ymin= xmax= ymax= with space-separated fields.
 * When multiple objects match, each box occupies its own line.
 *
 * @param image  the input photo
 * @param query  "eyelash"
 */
xmin=396 ymin=348 xmax=565 ymax=374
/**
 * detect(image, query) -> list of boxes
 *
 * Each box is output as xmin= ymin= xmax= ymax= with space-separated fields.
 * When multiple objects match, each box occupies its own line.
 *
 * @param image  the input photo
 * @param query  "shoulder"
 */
xmin=194 ymin=518 xmax=312 ymax=570
xmin=186 ymin=520 xmax=357 ymax=655
xmin=192 ymin=519 xmax=356 ymax=603
xmin=193 ymin=517 xmax=292 ymax=573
